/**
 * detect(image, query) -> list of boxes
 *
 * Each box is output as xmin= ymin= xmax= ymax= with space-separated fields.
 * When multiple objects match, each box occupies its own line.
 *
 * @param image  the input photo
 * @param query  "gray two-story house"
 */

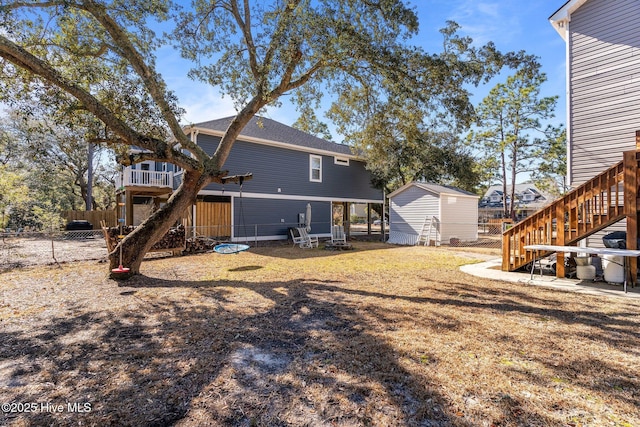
xmin=548 ymin=0 xmax=640 ymax=246
xmin=117 ymin=116 xmax=383 ymax=242
xmin=550 ymin=0 xmax=640 ymax=187
xmin=502 ymin=0 xmax=640 ymax=275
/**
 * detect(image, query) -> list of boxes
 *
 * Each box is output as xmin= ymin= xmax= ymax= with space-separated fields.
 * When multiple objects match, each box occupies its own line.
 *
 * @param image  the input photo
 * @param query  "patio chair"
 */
xmin=290 ymin=228 xmax=309 ymax=248
xmin=292 ymin=227 xmax=319 ymax=248
xmin=331 ymin=225 xmax=347 ymax=245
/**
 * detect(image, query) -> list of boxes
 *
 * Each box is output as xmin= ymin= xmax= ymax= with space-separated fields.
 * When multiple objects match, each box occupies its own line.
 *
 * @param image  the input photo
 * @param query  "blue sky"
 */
xmin=161 ymin=0 xmax=568 ymax=138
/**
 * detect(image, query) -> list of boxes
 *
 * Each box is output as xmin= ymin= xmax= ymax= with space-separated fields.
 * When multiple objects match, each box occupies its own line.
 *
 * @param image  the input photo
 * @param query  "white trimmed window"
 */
xmin=310 ymin=155 xmax=322 ymax=182
xmin=334 ymin=156 xmax=349 ymax=166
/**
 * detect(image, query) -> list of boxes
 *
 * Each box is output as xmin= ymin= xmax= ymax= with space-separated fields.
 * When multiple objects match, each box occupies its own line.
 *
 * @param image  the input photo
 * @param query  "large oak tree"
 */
xmin=1 ymin=0 xmax=515 ymax=276
xmin=325 ymin=22 xmax=532 ymax=194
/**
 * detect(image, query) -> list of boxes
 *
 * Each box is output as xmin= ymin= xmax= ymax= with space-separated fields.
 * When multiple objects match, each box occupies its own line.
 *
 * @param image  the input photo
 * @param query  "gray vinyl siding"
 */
xmin=233 ymin=198 xmax=331 ymax=238
xmin=173 ymin=172 xmax=182 ymax=189
xmin=197 ymin=134 xmax=382 ymax=201
xmin=568 ymin=0 xmax=640 ymax=186
xmin=390 ymin=186 xmax=440 ymax=236
xmin=583 ymin=220 xmax=626 ymax=248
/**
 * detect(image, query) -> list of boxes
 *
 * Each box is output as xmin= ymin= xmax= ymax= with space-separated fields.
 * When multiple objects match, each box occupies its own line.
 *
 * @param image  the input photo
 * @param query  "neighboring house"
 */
xmin=485 ymin=189 xmax=504 ymax=205
xmin=387 ymin=182 xmax=479 ymax=245
xmin=116 ymin=116 xmax=384 ymax=241
xmin=479 ymin=184 xmax=552 ymax=221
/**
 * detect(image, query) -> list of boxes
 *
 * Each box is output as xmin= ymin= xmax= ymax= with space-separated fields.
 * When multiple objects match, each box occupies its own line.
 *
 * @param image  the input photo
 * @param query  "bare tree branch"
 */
xmin=261 ymin=0 xmax=301 ymax=77
xmin=0 ymin=0 xmax=71 ymax=12
xmin=228 ymin=0 xmax=260 ymax=79
xmin=79 ymin=1 xmax=206 ymax=161
xmin=0 ymin=35 xmax=200 ymax=171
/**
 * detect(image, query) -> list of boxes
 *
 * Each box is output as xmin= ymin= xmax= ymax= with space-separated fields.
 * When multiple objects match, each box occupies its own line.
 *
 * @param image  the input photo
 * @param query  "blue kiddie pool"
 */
xmin=214 ymin=244 xmax=250 ymax=254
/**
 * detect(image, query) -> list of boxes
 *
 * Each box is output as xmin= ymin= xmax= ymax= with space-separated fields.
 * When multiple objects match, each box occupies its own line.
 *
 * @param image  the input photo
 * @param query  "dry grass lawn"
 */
xmin=1 ymin=242 xmax=639 ymax=426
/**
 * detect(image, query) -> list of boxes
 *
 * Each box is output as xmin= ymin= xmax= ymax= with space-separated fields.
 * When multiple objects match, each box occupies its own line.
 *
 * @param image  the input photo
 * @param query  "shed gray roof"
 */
xmin=192 ymin=116 xmax=354 ymax=156
xmin=388 ymin=182 xmax=478 ymax=198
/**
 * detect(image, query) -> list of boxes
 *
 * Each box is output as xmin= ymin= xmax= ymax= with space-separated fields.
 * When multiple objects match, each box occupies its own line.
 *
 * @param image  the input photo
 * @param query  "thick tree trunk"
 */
xmin=108 ymin=170 xmax=204 ymax=278
xmin=501 ymin=151 xmax=508 ymax=218
xmin=510 ymin=151 xmax=518 ymax=220
xmin=87 ymin=142 xmax=94 ymax=211
xmin=78 ymin=182 xmax=98 ymax=211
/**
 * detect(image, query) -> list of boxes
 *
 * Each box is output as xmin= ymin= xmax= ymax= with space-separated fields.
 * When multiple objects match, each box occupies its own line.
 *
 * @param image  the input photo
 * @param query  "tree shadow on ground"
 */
xmin=247 ymin=240 xmax=398 ymax=260
xmin=2 ymin=270 xmax=639 ymax=426
xmin=0 ymin=276 xmax=459 ymax=427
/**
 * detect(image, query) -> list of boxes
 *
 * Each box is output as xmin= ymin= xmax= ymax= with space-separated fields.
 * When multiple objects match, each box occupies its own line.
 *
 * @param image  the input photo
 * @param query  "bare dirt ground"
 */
xmin=1 ymin=242 xmax=639 ymax=426
xmin=0 ymin=233 xmax=108 ymax=270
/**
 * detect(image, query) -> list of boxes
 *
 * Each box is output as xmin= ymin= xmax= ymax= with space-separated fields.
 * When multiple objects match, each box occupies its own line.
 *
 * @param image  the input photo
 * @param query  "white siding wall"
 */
xmin=389 ymin=186 xmax=439 ymax=243
xmin=440 ymin=194 xmax=479 ymax=241
xmin=569 ymin=0 xmax=640 ymax=186
xmin=389 ymin=186 xmax=480 ymax=245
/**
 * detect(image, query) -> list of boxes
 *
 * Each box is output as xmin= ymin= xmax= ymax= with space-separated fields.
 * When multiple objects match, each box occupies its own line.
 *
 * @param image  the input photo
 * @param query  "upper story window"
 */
xmin=310 ymin=155 xmax=322 ymax=182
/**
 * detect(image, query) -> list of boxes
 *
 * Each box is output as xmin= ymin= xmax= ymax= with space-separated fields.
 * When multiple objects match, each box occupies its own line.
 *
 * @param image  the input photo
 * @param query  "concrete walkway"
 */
xmin=461 ymin=258 xmax=640 ymax=299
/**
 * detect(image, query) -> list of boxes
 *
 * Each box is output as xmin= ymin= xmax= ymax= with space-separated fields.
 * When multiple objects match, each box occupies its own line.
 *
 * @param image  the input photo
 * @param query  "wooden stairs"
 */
xmin=502 ymin=149 xmax=640 ymax=281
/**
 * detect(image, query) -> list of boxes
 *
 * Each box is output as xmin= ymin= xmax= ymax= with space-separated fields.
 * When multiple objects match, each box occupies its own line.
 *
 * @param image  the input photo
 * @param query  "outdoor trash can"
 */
xmin=602 ymin=231 xmax=627 ymax=249
xmin=65 ymin=220 xmax=93 ymax=230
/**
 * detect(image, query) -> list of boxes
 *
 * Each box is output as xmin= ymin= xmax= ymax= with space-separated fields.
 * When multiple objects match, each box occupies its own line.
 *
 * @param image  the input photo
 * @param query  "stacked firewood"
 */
xmin=151 ymin=226 xmax=186 ymax=250
xmin=183 ymin=236 xmax=221 ymax=254
xmin=103 ymin=225 xmax=186 ymax=252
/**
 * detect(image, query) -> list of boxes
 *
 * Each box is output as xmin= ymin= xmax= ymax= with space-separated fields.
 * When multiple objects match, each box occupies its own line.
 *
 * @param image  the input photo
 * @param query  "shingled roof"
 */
xmin=192 ymin=116 xmax=355 ymax=157
xmin=388 ymin=182 xmax=478 ymax=199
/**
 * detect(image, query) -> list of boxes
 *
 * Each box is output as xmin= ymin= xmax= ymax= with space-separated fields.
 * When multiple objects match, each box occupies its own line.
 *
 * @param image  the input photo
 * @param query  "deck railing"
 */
xmin=115 ymin=169 xmax=173 ymax=189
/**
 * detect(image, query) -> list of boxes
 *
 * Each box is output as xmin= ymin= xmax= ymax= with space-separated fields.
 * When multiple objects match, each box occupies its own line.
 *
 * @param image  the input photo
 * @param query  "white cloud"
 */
xmin=476 ymin=2 xmax=500 ymax=19
xmin=447 ymin=0 xmax=522 ymax=46
xmin=179 ymin=85 xmax=237 ymax=125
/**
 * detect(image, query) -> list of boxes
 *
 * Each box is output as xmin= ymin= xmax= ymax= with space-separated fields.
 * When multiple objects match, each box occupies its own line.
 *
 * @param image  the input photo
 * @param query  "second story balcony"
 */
xmin=116 ymin=167 xmax=174 ymax=190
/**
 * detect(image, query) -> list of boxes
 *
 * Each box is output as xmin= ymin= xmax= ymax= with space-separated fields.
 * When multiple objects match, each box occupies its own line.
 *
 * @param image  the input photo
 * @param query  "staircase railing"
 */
xmin=502 ymin=159 xmax=628 ymax=273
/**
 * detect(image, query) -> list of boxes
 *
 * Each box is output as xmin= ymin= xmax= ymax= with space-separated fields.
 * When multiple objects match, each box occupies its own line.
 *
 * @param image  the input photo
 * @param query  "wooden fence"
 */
xmin=64 ymin=209 xmax=117 ymax=229
xmin=182 ymin=201 xmax=232 ymax=237
xmin=66 ymin=202 xmax=230 ymax=234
